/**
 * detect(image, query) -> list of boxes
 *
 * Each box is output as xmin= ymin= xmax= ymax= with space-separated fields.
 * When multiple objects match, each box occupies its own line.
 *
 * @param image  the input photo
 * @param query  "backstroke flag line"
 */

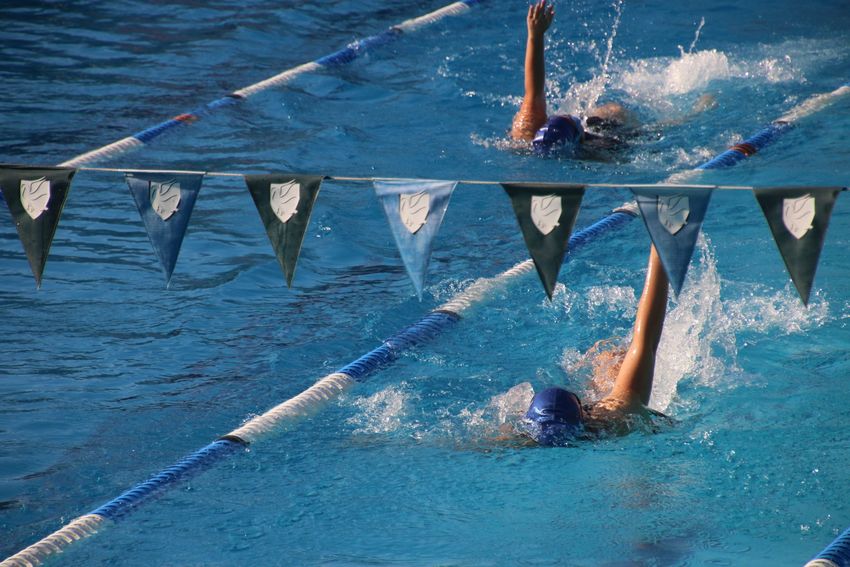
xmin=373 ymin=179 xmax=457 ymax=299
xmin=501 ymin=183 xmax=585 ymax=299
xmin=245 ymin=173 xmax=323 ymax=287
xmin=754 ymin=186 xmax=841 ymax=305
xmin=632 ymin=187 xmax=713 ymax=296
xmin=125 ymin=172 xmax=204 ymax=285
xmin=0 ymin=165 xmax=77 ymax=287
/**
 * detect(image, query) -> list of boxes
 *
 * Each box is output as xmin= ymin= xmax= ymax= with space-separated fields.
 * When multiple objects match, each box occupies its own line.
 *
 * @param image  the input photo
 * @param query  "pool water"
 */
xmin=2 ymin=0 xmax=850 ymax=564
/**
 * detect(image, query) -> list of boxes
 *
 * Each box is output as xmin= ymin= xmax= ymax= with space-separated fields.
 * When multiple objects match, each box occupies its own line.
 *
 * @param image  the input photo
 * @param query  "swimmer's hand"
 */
xmin=527 ymin=0 xmax=554 ymax=39
xmin=691 ymin=93 xmax=717 ymax=114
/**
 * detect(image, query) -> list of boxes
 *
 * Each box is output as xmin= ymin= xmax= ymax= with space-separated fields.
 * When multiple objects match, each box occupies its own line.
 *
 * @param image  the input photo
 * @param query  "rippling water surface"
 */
xmin=1 ymin=0 xmax=850 ymax=564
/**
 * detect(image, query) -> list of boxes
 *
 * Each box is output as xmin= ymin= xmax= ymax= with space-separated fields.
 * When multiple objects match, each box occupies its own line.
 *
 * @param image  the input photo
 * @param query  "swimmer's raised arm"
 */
xmin=602 ymin=244 xmax=669 ymax=409
xmin=510 ymin=0 xmax=554 ymax=141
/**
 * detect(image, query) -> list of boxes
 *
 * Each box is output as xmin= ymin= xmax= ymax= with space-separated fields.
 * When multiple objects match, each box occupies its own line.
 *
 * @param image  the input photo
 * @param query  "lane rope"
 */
xmin=56 ymin=0 xmax=481 ymax=169
xmin=6 ymin=81 xmax=850 ymax=566
xmin=0 ymin=204 xmax=634 ymax=567
xmin=6 ymin=8 xmax=850 ymax=560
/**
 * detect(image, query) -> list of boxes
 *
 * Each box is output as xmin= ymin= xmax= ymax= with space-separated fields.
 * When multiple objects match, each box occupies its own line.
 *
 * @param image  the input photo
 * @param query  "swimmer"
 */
xmin=509 ymin=243 xmax=670 ymax=445
xmin=510 ymin=1 xmax=715 ymax=155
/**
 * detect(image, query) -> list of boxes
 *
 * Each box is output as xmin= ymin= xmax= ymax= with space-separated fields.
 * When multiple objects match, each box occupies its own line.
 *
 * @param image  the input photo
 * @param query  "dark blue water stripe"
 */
xmin=809 ymin=526 xmax=850 ymax=567
xmin=89 ymin=439 xmax=243 ymax=521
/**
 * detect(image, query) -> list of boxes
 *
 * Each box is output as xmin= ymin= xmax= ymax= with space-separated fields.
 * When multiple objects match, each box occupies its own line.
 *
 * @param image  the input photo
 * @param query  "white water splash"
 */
xmin=589 ymin=0 xmax=624 ymax=110
xmin=686 ymin=17 xmax=706 ymax=55
xmin=553 ymin=235 xmax=830 ymax=417
xmin=346 ymin=384 xmax=412 ymax=434
xmin=622 ymin=50 xmax=732 ymax=98
xmin=653 ymin=235 xmax=829 ymax=413
xmin=554 ymin=39 xmax=814 ymax=118
xmin=459 ymin=381 xmax=534 ymax=435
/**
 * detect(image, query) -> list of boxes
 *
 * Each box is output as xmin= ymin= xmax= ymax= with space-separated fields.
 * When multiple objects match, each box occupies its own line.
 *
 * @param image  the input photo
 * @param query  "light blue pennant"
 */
xmin=125 ymin=172 xmax=204 ymax=285
xmin=632 ymin=188 xmax=713 ymax=296
xmin=374 ymin=179 xmax=457 ymax=299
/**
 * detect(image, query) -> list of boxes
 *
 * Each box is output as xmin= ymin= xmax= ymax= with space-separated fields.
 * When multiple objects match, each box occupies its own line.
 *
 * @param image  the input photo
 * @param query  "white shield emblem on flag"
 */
xmin=270 ymin=181 xmax=300 ymax=224
xmin=150 ymin=179 xmax=181 ymax=221
xmin=782 ymin=194 xmax=815 ymax=239
xmin=20 ymin=177 xmax=51 ymax=220
xmin=530 ymin=195 xmax=561 ymax=235
xmin=657 ymin=194 xmax=689 ymax=235
xmin=399 ymin=191 xmax=430 ymax=234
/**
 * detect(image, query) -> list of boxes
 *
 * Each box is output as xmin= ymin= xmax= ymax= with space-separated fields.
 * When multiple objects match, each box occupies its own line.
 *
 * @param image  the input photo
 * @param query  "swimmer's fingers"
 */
xmin=527 ymin=0 xmax=554 ymax=36
xmin=543 ymin=2 xmax=555 ymax=25
xmin=692 ymin=93 xmax=717 ymax=113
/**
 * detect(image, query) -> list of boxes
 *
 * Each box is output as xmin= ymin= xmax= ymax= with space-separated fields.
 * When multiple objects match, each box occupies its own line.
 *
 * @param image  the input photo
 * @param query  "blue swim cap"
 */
xmin=522 ymin=387 xmax=583 ymax=446
xmin=532 ymin=115 xmax=584 ymax=154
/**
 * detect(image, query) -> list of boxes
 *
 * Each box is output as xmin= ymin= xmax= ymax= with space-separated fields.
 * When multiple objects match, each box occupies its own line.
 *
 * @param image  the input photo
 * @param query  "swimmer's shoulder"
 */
xmin=582 ymin=399 xmax=672 ymax=437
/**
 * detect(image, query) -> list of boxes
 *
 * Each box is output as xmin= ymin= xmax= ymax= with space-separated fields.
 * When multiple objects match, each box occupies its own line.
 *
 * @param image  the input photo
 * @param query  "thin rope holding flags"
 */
xmin=0 ymin=161 xmax=846 ymax=300
xmin=125 ymin=172 xmax=204 ymax=286
xmin=374 ymin=179 xmax=457 ymax=299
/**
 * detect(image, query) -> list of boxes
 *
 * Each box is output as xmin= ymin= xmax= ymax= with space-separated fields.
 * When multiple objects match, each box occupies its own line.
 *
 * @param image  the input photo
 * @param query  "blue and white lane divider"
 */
xmin=688 ymin=82 xmax=850 ymax=173
xmin=56 ymin=0 xmax=482 ymax=169
xmin=7 ymin=81 xmax=850 ymax=564
xmin=807 ymin=527 xmax=850 ymax=567
xmin=0 ymin=206 xmax=636 ymax=567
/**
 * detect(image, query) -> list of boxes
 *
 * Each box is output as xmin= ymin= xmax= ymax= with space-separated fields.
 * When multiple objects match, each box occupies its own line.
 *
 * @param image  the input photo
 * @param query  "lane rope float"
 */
xmin=6 ymin=81 xmax=850 ymax=567
xmin=0 ymin=205 xmax=635 ymax=567
xmin=57 ymin=0 xmax=482 ymax=169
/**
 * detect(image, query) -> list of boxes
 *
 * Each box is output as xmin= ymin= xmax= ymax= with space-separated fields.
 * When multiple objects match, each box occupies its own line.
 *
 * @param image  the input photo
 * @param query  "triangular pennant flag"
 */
xmin=374 ymin=179 xmax=457 ymax=299
xmin=632 ymin=188 xmax=713 ymax=296
xmin=0 ymin=164 xmax=76 ymax=287
xmin=501 ymin=183 xmax=585 ymax=299
xmin=125 ymin=172 xmax=204 ymax=285
xmin=245 ymin=173 xmax=323 ymax=287
xmin=753 ymin=186 xmax=841 ymax=305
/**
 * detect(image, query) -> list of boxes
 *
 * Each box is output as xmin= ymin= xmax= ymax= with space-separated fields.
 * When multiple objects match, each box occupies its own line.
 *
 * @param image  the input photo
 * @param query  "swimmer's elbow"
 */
xmin=511 ymin=107 xmax=546 ymax=141
xmin=510 ymin=124 xmax=535 ymax=141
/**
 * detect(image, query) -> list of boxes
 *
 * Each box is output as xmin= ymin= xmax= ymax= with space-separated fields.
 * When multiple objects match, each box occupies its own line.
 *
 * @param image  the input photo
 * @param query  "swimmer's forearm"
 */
xmin=524 ymin=34 xmax=545 ymax=100
xmin=608 ymin=245 xmax=669 ymax=406
xmin=523 ymin=1 xmax=552 ymax=100
xmin=634 ymin=245 xmax=669 ymax=353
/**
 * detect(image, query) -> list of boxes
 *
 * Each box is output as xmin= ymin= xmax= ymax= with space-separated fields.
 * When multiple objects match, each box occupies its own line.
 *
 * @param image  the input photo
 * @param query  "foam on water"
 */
xmin=473 ymin=32 xmax=828 ymax=161
xmin=346 ymin=383 xmax=413 ymax=435
xmin=343 ymin=229 xmax=832 ymax=443
xmin=549 ymin=234 xmax=834 ymax=418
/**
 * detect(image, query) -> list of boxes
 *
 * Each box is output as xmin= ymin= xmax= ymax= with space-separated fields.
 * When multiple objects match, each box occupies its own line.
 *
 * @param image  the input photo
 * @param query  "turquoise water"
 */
xmin=1 ymin=0 xmax=850 ymax=564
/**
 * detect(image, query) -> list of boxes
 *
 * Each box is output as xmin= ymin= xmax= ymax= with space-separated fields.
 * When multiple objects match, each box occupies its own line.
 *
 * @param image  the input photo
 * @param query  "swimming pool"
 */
xmin=2 ymin=0 xmax=850 ymax=564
